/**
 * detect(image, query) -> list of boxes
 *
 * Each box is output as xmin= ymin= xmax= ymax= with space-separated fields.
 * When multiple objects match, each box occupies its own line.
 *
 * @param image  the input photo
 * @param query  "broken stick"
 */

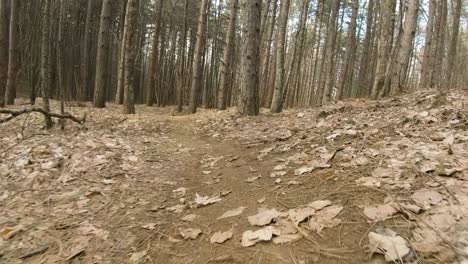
xmin=0 ymin=108 xmax=85 ymax=125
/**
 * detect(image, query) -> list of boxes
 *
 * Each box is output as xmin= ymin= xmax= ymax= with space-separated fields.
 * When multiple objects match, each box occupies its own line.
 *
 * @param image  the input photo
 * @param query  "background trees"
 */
xmin=0 ymin=0 xmax=466 ymax=115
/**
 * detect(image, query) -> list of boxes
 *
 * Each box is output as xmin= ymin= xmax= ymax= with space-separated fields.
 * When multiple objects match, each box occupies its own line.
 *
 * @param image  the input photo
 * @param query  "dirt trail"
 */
xmin=2 ymin=91 xmax=468 ymax=264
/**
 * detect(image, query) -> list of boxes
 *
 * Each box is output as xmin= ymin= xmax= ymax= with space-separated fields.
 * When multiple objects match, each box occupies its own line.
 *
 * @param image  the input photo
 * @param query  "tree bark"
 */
xmin=321 ymin=0 xmax=341 ymax=104
xmin=218 ymin=0 xmax=239 ymax=110
xmin=189 ymin=0 xmax=209 ymax=114
xmin=80 ymin=0 xmax=93 ymax=102
xmin=446 ymin=0 xmax=461 ymax=87
xmin=419 ymin=0 xmax=436 ymax=89
xmin=93 ymin=0 xmax=113 ymax=108
xmin=270 ymin=0 xmax=290 ymax=113
xmin=371 ymin=0 xmax=396 ymax=99
xmin=41 ymin=0 xmax=52 ymax=129
xmin=123 ymin=0 xmax=139 ymax=114
xmin=388 ymin=0 xmax=419 ymax=95
xmin=239 ymin=0 xmax=261 ymax=116
xmin=336 ymin=0 xmax=358 ymax=100
xmin=146 ymin=0 xmax=164 ymax=106
xmin=5 ymin=0 xmax=18 ymax=105
xmin=0 ymin=0 xmax=8 ymax=107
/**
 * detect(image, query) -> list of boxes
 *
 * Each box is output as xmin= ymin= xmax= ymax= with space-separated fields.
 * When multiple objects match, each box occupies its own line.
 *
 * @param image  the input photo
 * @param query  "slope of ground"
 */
xmin=1 ymin=90 xmax=468 ymax=264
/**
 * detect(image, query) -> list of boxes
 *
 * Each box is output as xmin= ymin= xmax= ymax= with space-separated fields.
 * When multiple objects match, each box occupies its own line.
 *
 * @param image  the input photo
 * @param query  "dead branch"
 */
xmin=0 ymin=108 xmax=86 ymax=125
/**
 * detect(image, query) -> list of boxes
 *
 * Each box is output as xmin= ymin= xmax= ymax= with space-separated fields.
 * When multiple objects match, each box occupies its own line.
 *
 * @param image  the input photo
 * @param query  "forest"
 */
xmin=1 ymin=0 xmax=468 ymax=263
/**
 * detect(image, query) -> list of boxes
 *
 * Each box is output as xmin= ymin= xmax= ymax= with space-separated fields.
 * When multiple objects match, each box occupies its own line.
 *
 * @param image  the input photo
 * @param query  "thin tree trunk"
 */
xmin=321 ymin=0 xmax=341 ymax=104
xmin=146 ymin=0 xmax=164 ymax=106
xmin=115 ymin=0 xmax=128 ymax=104
xmin=41 ymin=0 xmax=52 ymax=129
xmin=446 ymin=0 xmax=461 ymax=87
xmin=177 ymin=0 xmax=189 ymax=112
xmin=218 ymin=0 xmax=239 ymax=110
xmin=80 ymin=0 xmax=93 ymax=101
xmin=336 ymin=0 xmax=358 ymax=100
xmin=270 ymin=0 xmax=290 ymax=113
xmin=93 ymin=0 xmax=113 ymax=108
xmin=123 ymin=0 xmax=139 ymax=114
xmin=0 ymin=0 xmax=8 ymax=107
xmin=239 ymin=0 xmax=261 ymax=116
xmin=371 ymin=0 xmax=396 ymax=99
xmin=5 ymin=0 xmax=18 ymax=105
xmin=389 ymin=0 xmax=419 ymax=95
xmin=189 ymin=0 xmax=209 ymax=113
xmin=419 ymin=0 xmax=436 ymax=89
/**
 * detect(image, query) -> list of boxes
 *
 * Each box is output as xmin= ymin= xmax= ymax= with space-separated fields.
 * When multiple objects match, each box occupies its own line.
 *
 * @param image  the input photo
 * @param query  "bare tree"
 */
xmin=5 ymin=0 xmax=18 ymax=105
xmin=218 ymin=0 xmax=239 ymax=110
xmin=270 ymin=0 xmax=290 ymax=113
xmin=239 ymin=0 xmax=261 ymax=116
xmin=123 ymin=0 xmax=139 ymax=114
xmin=93 ymin=0 xmax=113 ymax=108
xmin=146 ymin=0 xmax=164 ymax=106
xmin=189 ymin=0 xmax=209 ymax=114
xmin=0 ymin=0 xmax=8 ymax=107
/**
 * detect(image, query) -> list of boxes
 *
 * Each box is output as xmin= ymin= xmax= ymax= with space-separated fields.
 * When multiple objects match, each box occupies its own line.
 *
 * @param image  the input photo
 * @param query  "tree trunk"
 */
xmin=115 ymin=0 xmax=128 ymax=104
xmin=41 ymin=0 xmax=52 ymax=129
xmin=239 ymin=0 xmax=261 ymax=116
xmin=93 ymin=0 xmax=113 ymax=108
xmin=371 ymin=0 xmax=396 ymax=99
xmin=270 ymin=0 xmax=290 ymax=113
xmin=446 ymin=0 xmax=462 ymax=88
xmin=146 ymin=0 xmax=164 ymax=106
xmin=123 ymin=0 xmax=138 ymax=114
xmin=419 ymin=0 xmax=436 ymax=89
xmin=321 ymin=0 xmax=341 ymax=104
xmin=80 ymin=0 xmax=93 ymax=101
xmin=189 ymin=0 xmax=209 ymax=114
xmin=5 ymin=0 xmax=18 ymax=105
xmin=388 ymin=0 xmax=419 ymax=95
xmin=357 ymin=0 xmax=375 ymax=97
xmin=446 ymin=0 xmax=461 ymax=87
xmin=218 ymin=0 xmax=239 ymax=110
xmin=176 ymin=0 xmax=189 ymax=112
xmin=0 ymin=0 xmax=8 ymax=107
xmin=336 ymin=0 xmax=358 ymax=100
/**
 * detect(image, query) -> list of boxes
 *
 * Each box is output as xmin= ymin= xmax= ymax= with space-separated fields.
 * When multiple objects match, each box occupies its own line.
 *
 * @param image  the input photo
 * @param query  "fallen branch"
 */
xmin=0 ymin=108 xmax=85 ymax=125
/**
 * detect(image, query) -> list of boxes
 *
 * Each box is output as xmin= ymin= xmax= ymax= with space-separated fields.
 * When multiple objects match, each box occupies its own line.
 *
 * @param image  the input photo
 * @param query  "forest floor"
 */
xmin=1 ymin=90 xmax=468 ymax=264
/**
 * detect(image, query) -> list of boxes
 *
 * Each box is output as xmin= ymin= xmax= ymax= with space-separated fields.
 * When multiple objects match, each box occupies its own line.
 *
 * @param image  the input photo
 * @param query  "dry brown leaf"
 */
xmin=247 ymin=208 xmax=285 ymax=226
xmin=179 ymin=228 xmax=202 ymax=240
xmin=0 ymin=225 xmax=23 ymax=240
xmin=241 ymin=226 xmax=279 ymax=247
xmin=194 ymin=193 xmax=221 ymax=206
xmin=217 ymin=206 xmax=247 ymax=220
xmin=210 ymin=231 xmax=233 ymax=244
xmin=411 ymin=189 xmax=444 ymax=208
xmin=363 ymin=203 xmax=400 ymax=221
xmin=368 ymin=229 xmax=411 ymax=262
xmin=181 ymin=214 xmax=197 ymax=222
xmin=288 ymin=207 xmax=316 ymax=224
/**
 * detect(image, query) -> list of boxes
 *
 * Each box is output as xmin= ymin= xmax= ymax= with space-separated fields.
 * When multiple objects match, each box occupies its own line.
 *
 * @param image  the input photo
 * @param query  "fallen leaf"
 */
xmin=167 ymin=204 xmax=186 ymax=213
xmin=194 ymin=193 xmax=221 ymax=206
xmin=0 ymin=225 xmax=23 ymax=240
xmin=210 ymin=231 xmax=233 ymax=244
xmin=288 ymin=207 xmax=316 ymax=224
xmin=179 ymin=228 xmax=202 ymax=240
xmin=444 ymin=133 xmax=454 ymax=154
xmin=172 ymin=187 xmax=187 ymax=197
xmin=257 ymin=197 xmax=266 ymax=204
xmin=308 ymin=200 xmax=332 ymax=211
xmin=141 ymin=223 xmax=157 ymax=230
xmin=368 ymin=228 xmax=411 ymax=262
xmin=129 ymin=250 xmax=147 ymax=263
xmin=245 ymin=176 xmax=261 ymax=183
xmin=217 ymin=207 xmax=247 ymax=220
xmin=411 ymin=189 xmax=444 ymax=208
xmin=181 ymin=214 xmax=197 ymax=222
xmin=273 ymin=234 xmax=302 ymax=244
xmin=274 ymin=165 xmax=286 ymax=171
xmin=241 ymin=226 xmax=278 ymax=247
xmin=364 ymin=203 xmax=400 ymax=221
xmin=248 ymin=208 xmax=285 ymax=226
xmin=309 ymin=205 xmax=343 ymax=233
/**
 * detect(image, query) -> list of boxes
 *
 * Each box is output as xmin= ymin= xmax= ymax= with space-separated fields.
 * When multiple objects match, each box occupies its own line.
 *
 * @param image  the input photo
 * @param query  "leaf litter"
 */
xmin=2 ymin=91 xmax=468 ymax=263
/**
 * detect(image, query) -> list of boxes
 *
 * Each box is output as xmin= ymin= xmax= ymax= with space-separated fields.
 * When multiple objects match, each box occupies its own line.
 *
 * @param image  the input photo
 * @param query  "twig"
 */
xmin=19 ymin=245 xmax=49 ymax=259
xmin=0 ymin=107 xmax=86 ymax=124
